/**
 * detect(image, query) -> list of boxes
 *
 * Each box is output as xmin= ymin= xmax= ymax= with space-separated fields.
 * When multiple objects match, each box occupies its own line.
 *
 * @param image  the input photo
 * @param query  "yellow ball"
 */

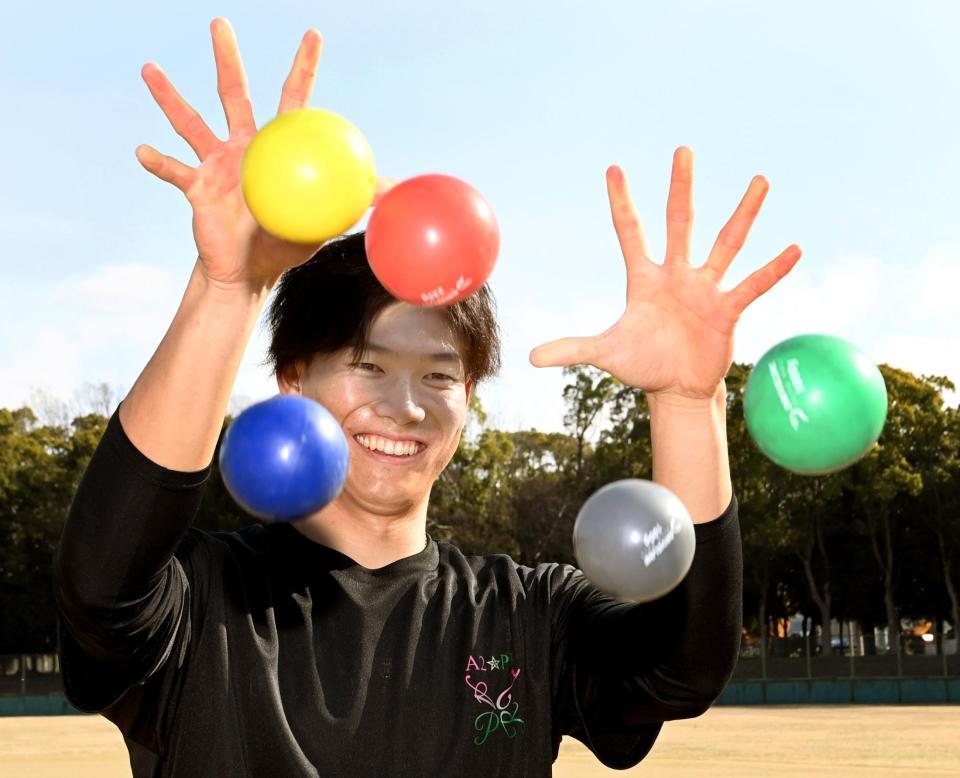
xmin=241 ymin=108 xmax=376 ymax=243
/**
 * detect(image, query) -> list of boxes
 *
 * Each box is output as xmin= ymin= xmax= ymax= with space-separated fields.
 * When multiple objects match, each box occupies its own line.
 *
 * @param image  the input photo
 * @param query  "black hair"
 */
xmin=265 ymin=231 xmax=501 ymax=384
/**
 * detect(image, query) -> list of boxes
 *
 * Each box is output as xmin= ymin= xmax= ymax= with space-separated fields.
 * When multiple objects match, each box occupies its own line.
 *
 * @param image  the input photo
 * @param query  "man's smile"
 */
xmin=353 ymin=433 xmax=428 ymax=459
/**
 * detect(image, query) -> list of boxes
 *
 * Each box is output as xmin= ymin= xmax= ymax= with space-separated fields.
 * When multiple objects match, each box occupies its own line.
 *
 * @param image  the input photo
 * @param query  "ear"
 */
xmin=276 ymin=361 xmax=304 ymax=396
xmin=465 ymin=379 xmax=474 ymax=403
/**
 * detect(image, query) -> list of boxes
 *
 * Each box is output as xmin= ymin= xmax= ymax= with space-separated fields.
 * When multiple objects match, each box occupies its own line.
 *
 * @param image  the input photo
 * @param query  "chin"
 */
xmin=344 ymin=481 xmax=428 ymax=516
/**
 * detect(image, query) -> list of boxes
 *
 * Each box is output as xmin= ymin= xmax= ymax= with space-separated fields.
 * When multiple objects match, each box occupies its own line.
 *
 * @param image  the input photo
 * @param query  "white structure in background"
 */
xmin=808 ymin=616 xmax=957 ymax=656
xmin=788 ymin=615 xmax=957 ymax=656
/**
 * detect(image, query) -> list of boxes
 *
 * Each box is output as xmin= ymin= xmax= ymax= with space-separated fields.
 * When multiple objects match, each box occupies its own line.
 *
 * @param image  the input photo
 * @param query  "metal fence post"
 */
xmin=849 ymin=621 xmax=855 ymax=678
xmin=942 ymin=619 xmax=949 ymax=678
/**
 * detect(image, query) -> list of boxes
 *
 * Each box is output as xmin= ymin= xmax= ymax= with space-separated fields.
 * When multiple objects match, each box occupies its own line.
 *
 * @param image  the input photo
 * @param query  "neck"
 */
xmin=289 ymin=490 xmax=430 ymax=569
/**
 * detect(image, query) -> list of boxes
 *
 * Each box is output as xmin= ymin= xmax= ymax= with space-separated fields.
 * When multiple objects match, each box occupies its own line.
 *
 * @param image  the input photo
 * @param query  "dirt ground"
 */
xmin=1 ymin=706 xmax=958 ymax=777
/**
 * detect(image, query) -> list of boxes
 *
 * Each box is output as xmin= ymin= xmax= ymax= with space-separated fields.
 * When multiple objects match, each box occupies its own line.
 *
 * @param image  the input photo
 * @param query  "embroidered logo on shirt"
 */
xmin=464 ymin=653 xmax=526 ymax=746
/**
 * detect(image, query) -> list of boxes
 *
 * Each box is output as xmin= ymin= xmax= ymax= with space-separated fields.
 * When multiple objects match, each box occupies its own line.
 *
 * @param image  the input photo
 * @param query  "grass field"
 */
xmin=1 ymin=706 xmax=958 ymax=776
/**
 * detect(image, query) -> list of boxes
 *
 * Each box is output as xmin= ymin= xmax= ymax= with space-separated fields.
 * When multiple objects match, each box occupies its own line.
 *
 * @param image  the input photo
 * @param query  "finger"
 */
xmin=606 ymin=166 xmax=653 ymax=289
xmin=727 ymin=244 xmax=802 ymax=313
xmin=664 ymin=146 xmax=694 ymax=266
xmin=529 ymin=336 xmax=600 ymax=369
xmin=135 ymin=144 xmax=197 ymax=193
xmin=704 ymin=175 xmax=769 ymax=280
xmin=141 ymin=63 xmax=220 ymax=160
xmin=372 ymin=177 xmax=399 ymax=207
xmin=278 ymin=29 xmax=323 ymax=115
xmin=211 ymin=18 xmax=257 ymax=136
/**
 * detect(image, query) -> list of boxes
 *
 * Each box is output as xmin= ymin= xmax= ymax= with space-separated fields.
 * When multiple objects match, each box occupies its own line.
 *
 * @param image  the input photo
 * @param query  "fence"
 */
xmin=732 ymin=653 xmax=960 ymax=681
xmin=0 ymin=654 xmax=63 ymax=697
xmin=715 ymin=636 xmax=960 ymax=705
xmin=3 ymin=650 xmax=960 ymax=714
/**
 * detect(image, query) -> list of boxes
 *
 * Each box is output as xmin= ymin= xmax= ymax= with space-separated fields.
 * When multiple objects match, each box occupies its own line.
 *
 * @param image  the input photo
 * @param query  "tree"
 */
xmin=430 ymin=417 xmax=521 ymax=558
xmin=779 ymin=471 xmax=845 ymax=653
xmin=591 ymin=383 xmax=653 ymax=488
xmin=507 ymin=429 xmax=580 ymax=564
xmin=846 ymin=366 xmax=926 ymax=667
xmin=726 ymin=362 xmax=787 ymax=671
xmin=907 ymin=376 xmax=960 ymax=653
xmin=0 ymin=408 xmax=107 ymax=652
xmin=561 ymin=366 xmax=616 ymax=481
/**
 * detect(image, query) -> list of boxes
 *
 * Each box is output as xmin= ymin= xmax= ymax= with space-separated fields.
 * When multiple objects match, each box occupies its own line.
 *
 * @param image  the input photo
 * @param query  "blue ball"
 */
xmin=219 ymin=395 xmax=350 ymax=521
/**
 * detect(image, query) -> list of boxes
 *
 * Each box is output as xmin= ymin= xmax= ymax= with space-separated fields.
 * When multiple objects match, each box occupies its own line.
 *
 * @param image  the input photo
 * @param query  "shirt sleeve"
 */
xmin=549 ymin=492 xmax=742 ymax=769
xmin=53 ymin=405 xmax=214 ymax=732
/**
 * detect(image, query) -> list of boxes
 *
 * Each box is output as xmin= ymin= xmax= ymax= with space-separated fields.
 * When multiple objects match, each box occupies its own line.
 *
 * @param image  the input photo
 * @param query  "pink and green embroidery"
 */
xmin=464 ymin=653 xmax=526 ymax=746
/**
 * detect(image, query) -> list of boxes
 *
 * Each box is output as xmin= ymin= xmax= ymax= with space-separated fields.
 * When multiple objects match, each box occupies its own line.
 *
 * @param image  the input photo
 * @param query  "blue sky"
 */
xmin=2 ymin=1 xmax=958 ymax=431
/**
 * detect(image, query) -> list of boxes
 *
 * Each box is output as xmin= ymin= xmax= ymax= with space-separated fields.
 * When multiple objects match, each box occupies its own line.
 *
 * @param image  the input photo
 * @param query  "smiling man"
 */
xmin=53 ymin=17 xmax=799 ymax=778
xmin=267 ymin=238 xmax=499 ymax=568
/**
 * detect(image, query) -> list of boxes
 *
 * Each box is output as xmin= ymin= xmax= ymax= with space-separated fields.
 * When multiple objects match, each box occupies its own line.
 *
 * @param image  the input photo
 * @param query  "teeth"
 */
xmin=355 ymin=434 xmax=422 ymax=457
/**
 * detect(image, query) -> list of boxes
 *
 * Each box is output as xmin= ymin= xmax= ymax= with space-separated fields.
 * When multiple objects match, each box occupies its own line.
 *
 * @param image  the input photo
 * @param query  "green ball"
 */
xmin=744 ymin=334 xmax=888 ymax=475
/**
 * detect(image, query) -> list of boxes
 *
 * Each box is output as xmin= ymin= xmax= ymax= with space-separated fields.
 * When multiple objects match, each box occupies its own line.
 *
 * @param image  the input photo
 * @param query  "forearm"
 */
xmin=571 ymin=497 xmax=742 ymax=727
xmin=630 ymin=500 xmax=742 ymax=720
xmin=120 ymin=259 xmax=273 ymax=471
xmin=647 ymin=380 xmax=732 ymax=524
xmin=55 ymin=410 xmax=209 ymax=653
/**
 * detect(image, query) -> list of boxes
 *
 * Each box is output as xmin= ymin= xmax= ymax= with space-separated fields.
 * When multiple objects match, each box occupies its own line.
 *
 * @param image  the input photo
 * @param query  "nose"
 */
xmin=373 ymin=377 xmax=427 ymax=425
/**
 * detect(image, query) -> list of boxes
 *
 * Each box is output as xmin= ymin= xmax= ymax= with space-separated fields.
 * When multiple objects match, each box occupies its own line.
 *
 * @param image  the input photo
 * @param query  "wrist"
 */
xmin=647 ymin=381 xmax=727 ymax=414
xmin=191 ymin=258 xmax=276 ymax=309
xmin=648 ymin=380 xmax=732 ymax=524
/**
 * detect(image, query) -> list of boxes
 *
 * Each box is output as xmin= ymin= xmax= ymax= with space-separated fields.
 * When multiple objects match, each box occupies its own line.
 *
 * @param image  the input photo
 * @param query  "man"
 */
xmin=54 ymin=17 xmax=800 ymax=777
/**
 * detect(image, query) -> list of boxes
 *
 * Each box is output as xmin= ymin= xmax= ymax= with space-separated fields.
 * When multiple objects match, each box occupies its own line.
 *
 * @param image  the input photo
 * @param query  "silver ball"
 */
xmin=573 ymin=479 xmax=696 ymax=602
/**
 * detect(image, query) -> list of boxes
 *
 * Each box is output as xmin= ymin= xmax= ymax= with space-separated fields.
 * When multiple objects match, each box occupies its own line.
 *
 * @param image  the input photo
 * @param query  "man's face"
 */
xmin=279 ymin=302 xmax=472 ymax=516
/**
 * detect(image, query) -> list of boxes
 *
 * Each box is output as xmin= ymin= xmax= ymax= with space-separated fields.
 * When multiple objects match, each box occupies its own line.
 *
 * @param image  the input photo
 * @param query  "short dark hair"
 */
xmin=265 ymin=231 xmax=501 ymax=385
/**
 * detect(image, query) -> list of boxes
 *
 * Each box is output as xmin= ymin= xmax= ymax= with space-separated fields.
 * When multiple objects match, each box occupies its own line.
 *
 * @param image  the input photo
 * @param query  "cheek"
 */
xmin=431 ymin=397 xmax=468 ymax=463
xmin=433 ymin=389 xmax=468 ymax=427
xmin=304 ymin=377 xmax=374 ymax=423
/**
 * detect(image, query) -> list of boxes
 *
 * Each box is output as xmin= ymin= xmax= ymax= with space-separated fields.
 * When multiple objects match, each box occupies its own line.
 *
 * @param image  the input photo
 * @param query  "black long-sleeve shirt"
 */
xmin=54 ymin=408 xmax=742 ymax=777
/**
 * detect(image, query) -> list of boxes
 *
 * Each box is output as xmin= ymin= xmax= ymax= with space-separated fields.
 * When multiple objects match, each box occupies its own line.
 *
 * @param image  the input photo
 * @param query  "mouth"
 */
xmin=353 ymin=433 xmax=428 ymax=463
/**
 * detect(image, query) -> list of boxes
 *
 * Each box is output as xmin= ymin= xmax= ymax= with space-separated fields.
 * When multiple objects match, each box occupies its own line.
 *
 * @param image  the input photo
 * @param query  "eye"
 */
xmin=351 ymin=362 xmax=382 ymax=373
xmin=427 ymin=372 xmax=455 ymax=382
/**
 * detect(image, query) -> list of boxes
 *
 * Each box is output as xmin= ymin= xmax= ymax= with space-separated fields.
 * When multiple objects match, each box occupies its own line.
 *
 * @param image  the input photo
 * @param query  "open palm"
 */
xmin=135 ymin=19 xmax=391 ymax=291
xmin=530 ymin=148 xmax=802 ymax=401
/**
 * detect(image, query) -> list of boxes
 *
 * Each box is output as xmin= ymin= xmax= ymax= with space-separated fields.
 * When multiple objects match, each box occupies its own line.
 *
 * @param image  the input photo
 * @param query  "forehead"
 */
xmin=366 ymin=302 xmax=463 ymax=357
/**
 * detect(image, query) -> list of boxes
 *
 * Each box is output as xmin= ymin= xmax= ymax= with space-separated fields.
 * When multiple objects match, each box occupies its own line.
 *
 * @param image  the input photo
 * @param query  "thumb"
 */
xmin=135 ymin=144 xmax=195 ymax=195
xmin=529 ymin=336 xmax=600 ymax=368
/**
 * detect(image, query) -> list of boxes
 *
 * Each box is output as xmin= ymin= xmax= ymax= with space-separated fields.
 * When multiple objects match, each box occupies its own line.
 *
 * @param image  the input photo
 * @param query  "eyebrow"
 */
xmin=363 ymin=342 xmax=464 ymax=365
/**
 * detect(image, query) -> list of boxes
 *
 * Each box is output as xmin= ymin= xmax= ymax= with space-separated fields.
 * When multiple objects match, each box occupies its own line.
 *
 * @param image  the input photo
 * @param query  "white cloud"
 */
xmin=50 ymin=263 xmax=180 ymax=320
xmin=1 ymin=263 xmax=182 ymax=410
xmin=0 ymin=260 xmax=281 ymax=417
xmin=5 ymin=246 xmax=956 ymax=428
xmin=478 ymin=291 xmax=619 ymax=433
xmin=480 ymin=244 xmax=960 ymax=431
xmin=735 ymin=253 xmax=884 ymax=360
xmin=737 ymin=245 xmax=960 ymax=407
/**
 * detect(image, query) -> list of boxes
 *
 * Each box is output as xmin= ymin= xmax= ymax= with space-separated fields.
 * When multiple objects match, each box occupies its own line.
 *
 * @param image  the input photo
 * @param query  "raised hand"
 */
xmin=529 ymin=147 xmax=802 ymax=401
xmin=135 ymin=18 xmax=388 ymax=291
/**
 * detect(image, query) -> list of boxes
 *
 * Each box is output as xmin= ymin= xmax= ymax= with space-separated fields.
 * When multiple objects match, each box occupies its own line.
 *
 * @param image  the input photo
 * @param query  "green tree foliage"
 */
xmin=561 ymin=365 xmax=617 ymax=481
xmin=0 ymin=409 xmax=106 ymax=651
xmin=727 ymin=366 xmax=771 ymax=644
xmin=843 ymin=366 xmax=927 ymax=661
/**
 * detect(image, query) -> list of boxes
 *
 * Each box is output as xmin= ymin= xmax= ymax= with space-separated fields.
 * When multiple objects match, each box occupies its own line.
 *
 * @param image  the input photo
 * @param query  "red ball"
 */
xmin=365 ymin=174 xmax=500 ymax=306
